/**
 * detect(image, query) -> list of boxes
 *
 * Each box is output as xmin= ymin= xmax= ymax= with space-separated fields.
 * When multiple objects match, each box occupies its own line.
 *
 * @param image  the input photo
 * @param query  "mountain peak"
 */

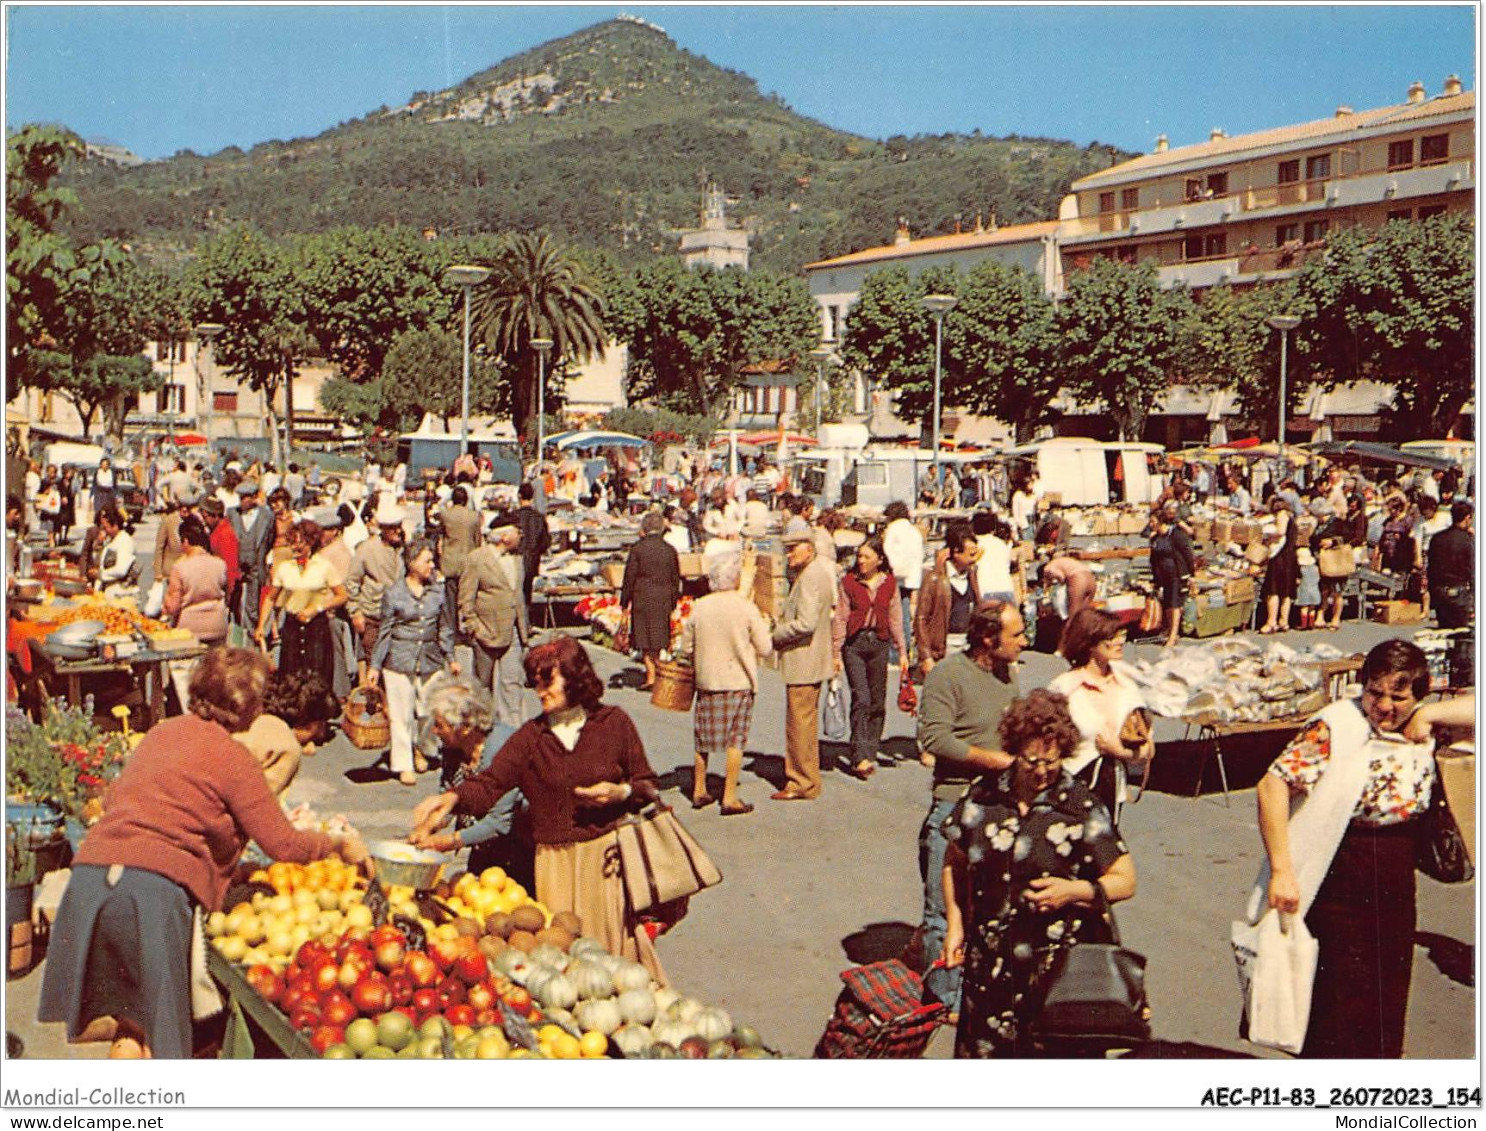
xmin=384 ymin=16 xmax=760 ymax=130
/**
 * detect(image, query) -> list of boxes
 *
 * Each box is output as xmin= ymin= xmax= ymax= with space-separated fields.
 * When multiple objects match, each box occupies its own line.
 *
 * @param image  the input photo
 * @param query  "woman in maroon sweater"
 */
xmin=39 ymin=647 xmax=367 ymax=1059
xmin=412 ymin=635 xmax=666 ymax=980
xmin=831 ymin=538 xmax=908 ymax=781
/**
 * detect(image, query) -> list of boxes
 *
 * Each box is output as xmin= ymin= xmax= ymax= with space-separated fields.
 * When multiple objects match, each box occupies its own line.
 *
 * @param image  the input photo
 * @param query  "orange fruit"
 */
xmin=578 ymin=1031 xmax=608 ymax=1059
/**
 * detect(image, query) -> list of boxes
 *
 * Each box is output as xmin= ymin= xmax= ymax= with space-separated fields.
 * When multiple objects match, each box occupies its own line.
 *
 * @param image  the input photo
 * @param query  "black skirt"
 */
xmin=280 ymin=610 xmax=335 ymax=688
xmin=1301 ymin=820 xmax=1418 ymax=1058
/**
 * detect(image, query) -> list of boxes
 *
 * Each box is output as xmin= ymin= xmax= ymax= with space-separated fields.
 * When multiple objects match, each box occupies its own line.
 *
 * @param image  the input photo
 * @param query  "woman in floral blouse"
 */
xmin=1257 ymin=639 xmax=1473 ymax=1058
xmin=942 ymin=689 xmax=1136 ymax=1058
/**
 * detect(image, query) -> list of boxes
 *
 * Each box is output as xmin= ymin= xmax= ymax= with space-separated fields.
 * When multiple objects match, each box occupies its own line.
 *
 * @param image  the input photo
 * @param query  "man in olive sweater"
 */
xmin=915 ymin=598 xmax=1028 ymax=1010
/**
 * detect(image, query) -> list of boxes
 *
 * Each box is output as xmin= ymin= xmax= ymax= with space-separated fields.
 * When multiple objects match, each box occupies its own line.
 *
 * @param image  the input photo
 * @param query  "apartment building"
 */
xmin=1059 ymin=77 xmax=1474 ymax=290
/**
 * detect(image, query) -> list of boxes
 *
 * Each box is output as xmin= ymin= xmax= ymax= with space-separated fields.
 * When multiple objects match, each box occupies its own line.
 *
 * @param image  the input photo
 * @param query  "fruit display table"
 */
xmin=210 ymin=948 xmax=319 ymax=1059
xmin=29 ymin=638 xmax=206 ymax=728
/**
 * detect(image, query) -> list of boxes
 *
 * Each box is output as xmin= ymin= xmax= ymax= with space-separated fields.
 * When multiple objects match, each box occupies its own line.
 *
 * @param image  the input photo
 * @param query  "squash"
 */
xmin=492 ymin=948 xmax=530 ymax=983
xmin=537 ymin=972 xmax=578 ymax=1012
xmin=568 ymin=937 xmax=608 ymax=961
xmin=611 ymin=961 xmax=651 ymax=995
xmin=692 ymin=1006 xmax=733 ymax=1043
xmin=652 ymin=986 xmax=682 ymax=1017
xmin=575 ymin=997 xmax=624 ymax=1036
xmin=617 ymin=988 xmax=657 ymax=1026
xmin=523 ymin=966 xmax=556 ymax=1003
xmin=528 ymin=943 xmax=568 ymax=972
xmin=566 ymin=959 xmax=615 ymax=1001
xmin=611 ymin=1023 xmax=653 ymax=1058
xmin=650 ymin=1019 xmax=693 ymax=1048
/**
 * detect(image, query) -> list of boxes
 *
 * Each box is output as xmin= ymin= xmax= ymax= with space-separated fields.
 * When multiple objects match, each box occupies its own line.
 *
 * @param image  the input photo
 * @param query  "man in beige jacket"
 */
xmin=458 ymin=525 xmax=531 ymax=727
xmin=677 ymin=550 xmax=772 ymax=814
xmin=769 ymin=527 xmax=838 ymax=800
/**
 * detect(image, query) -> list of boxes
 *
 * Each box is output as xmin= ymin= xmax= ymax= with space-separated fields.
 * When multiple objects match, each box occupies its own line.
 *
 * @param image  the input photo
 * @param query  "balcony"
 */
xmin=1064 ymin=157 xmax=1474 ymax=244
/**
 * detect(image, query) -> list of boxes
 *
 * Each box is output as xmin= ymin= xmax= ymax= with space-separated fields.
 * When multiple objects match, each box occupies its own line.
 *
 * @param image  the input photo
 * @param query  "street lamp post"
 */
xmin=443 ymin=265 xmax=492 ymax=455
xmin=1267 ymin=314 xmax=1302 ymax=469
xmin=193 ymin=323 xmax=224 ymax=446
xmin=530 ymin=338 xmax=554 ymax=464
xmin=808 ymin=344 xmax=836 ymax=436
xmin=920 ymin=294 xmax=958 ymax=496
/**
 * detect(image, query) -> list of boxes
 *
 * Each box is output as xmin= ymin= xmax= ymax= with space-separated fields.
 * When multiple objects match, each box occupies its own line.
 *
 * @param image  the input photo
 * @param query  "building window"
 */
xmin=1418 ymin=203 xmax=1447 ymax=220
xmin=1204 ymin=233 xmax=1227 ymax=258
xmin=1207 ymin=171 xmax=1229 ymax=196
xmin=1386 ymin=208 xmax=1413 ymax=223
xmin=1098 ymin=191 xmax=1116 ymax=213
xmin=1185 ymin=178 xmax=1203 ymax=202
xmin=1120 ymin=187 xmax=1139 ymax=210
xmin=826 ymin=305 xmax=841 ymax=342
xmin=1183 ymin=234 xmax=1226 ymax=260
xmin=1275 ymin=223 xmax=1299 ymax=245
xmin=1420 ymin=133 xmax=1449 ymax=165
xmin=1304 ymin=154 xmax=1331 ymax=180
xmin=1387 ymin=139 xmax=1414 ymax=171
xmin=834 ymin=305 xmax=847 ymax=342
xmin=157 ymin=384 xmax=185 ymax=415
xmin=1277 ymin=159 xmax=1300 ymax=185
xmin=1115 ymin=245 xmax=1137 ymax=264
xmin=213 ymin=391 xmax=238 ymax=413
xmin=1303 ymin=219 xmax=1329 ymax=243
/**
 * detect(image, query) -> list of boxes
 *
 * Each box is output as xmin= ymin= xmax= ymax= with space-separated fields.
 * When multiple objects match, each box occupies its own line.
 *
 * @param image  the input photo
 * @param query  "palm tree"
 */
xmin=470 ymin=233 xmax=606 ymax=452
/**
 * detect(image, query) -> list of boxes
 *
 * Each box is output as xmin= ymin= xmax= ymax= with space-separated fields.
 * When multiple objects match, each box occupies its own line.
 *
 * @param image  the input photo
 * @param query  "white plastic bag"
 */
xmin=142 ymin=579 xmax=165 ymax=618
xmin=821 ymin=676 xmax=849 ymax=741
xmin=1231 ymin=910 xmax=1318 ymax=1054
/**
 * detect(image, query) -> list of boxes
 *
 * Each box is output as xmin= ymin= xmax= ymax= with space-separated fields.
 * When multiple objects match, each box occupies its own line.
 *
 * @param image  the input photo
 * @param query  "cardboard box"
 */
xmin=1372 ymin=599 xmax=1423 ymax=625
xmin=752 ymin=575 xmax=790 ymax=618
xmin=678 ymin=553 xmax=705 ymax=579
xmin=1211 ymin=519 xmax=1234 ymax=543
xmin=1191 ymin=519 xmax=1213 ymax=543
xmin=1117 ymin=512 xmax=1147 ymax=535
xmin=1224 ymin=577 xmax=1257 ymax=604
xmin=1438 ymin=746 xmax=1475 ymax=867
xmin=752 ymin=552 xmax=785 ymax=581
xmin=601 ymin=563 xmax=625 ymax=589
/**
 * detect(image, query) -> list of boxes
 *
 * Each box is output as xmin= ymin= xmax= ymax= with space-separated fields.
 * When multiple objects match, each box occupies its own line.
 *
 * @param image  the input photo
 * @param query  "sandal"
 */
xmin=720 ymin=802 xmax=754 ymax=816
xmin=691 ymin=793 xmax=716 ymax=810
xmin=844 ymin=761 xmax=876 ymax=782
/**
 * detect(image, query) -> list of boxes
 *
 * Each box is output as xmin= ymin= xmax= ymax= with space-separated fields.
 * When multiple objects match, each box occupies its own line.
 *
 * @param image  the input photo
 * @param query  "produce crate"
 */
xmin=1117 ymin=512 xmax=1147 ymax=535
xmin=1191 ymin=518 xmax=1213 ymax=542
xmin=1182 ymin=596 xmax=1253 ymax=638
xmin=1211 ymin=519 xmax=1234 ymax=543
xmin=1372 ymin=600 xmax=1423 ymax=625
xmin=752 ymin=575 xmax=789 ymax=618
xmin=1223 ymin=577 xmax=1257 ymax=604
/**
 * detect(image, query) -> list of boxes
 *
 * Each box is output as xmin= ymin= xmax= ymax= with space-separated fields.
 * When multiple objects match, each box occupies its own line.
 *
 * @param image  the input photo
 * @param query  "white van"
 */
xmin=42 ymin=441 xmax=106 ymax=471
xmin=1400 ymin=439 xmax=1474 ymax=468
xmin=1005 ymin=438 xmax=1165 ymax=507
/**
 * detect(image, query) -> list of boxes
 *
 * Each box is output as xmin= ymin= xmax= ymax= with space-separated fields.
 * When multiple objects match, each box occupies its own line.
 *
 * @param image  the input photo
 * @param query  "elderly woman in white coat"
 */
xmin=677 ymin=551 xmax=772 ymax=815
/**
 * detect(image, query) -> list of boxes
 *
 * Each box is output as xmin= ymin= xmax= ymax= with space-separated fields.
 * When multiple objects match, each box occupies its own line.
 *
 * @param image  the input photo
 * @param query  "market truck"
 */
xmin=396 ymin=430 xmax=523 ymax=487
xmin=796 ymin=445 xmax=982 ymax=509
xmin=1005 ymin=438 xmax=1166 ymax=507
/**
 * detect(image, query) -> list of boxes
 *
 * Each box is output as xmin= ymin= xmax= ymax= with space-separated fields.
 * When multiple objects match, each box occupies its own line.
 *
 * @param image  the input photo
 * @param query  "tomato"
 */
xmin=444 ymin=1003 xmax=475 ymax=1028
xmin=309 ymin=1023 xmax=346 ymax=1055
xmin=436 ymin=975 xmax=466 ymax=1009
xmin=351 ymin=978 xmax=392 ymax=1016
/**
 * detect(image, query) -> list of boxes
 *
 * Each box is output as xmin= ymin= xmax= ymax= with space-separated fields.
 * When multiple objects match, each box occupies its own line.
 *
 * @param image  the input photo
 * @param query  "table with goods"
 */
xmin=204 ymin=838 xmax=778 ymax=1060
xmin=1124 ymin=637 xmax=1364 ymax=803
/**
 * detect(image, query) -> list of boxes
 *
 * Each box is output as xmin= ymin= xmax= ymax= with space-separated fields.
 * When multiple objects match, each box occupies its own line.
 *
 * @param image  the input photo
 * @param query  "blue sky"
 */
xmin=3 ymin=4 xmax=1477 ymax=161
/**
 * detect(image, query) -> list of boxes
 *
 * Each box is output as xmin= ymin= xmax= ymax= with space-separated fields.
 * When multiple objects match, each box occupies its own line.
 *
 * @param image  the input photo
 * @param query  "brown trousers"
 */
xmin=784 ymin=682 xmax=823 ymax=798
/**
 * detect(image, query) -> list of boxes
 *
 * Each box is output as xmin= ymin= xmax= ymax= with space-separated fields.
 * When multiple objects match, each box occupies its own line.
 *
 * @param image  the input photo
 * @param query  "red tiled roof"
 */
xmin=804 ymin=220 xmax=1059 ymax=271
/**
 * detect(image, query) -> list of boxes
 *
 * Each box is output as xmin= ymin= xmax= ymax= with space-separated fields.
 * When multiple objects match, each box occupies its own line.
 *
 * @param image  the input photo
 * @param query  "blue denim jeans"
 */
xmin=919 ymin=792 xmax=962 ymax=1009
xmin=892 ymin=590 xmax=914 ymax=667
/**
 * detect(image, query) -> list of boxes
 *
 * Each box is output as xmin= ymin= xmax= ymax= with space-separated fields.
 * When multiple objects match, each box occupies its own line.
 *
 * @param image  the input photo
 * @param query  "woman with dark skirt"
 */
xmin=255 ymin=519 xmax=347 ymax=691
xmin=620 ymin=509 xmax=681 ymax=690
xmin=1258 ymin=495 xmax=1299 ymax=633
xmin=38 ymin=647 xmax=367 ymax=1058
xmin=1257 ymin=639 xmax=1474 ymax=1058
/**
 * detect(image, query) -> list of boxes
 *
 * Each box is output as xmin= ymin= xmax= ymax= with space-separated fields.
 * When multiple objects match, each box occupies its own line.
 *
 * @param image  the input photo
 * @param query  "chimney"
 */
xmin=1443 ymin=74 xmax=1463 ymax=96
xmin=1408 ymin=81 xmax=1426 ymax=104
xmin=1210 ymin=127 xmax=1227 ymax=142
xmin=894 ymin=217 xmax=911 ymax=246
xmin=1154 ymin=134 xmax=1168 ymax=153
xmin=1335 ymin=105 xmax=1353 ymax=118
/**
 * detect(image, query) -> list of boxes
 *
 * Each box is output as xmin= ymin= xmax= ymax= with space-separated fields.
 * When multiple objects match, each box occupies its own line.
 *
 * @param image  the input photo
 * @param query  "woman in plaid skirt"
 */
xmin=676 ymin=550 xmax=773 ymax=815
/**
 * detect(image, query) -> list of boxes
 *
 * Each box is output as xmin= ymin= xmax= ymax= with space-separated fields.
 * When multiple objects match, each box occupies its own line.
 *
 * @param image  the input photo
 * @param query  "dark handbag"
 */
xmin=1416 ymin=766 xmax=1474 ymax=884
xmin=1031 ymin=886 xmax=1151 ymax=1051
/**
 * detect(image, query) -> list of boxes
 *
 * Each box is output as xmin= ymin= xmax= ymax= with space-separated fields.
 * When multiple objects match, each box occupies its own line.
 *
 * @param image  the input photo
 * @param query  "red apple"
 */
xmin=444 ymin=1003 xmax=475 ymax=1028
xmin=320 ymin=990 xmax=358 ymax=1028
xmin=502 ymin=986 xmax=531 ymax=1013
xmin=436 ymin=975 xmax=466 ymax=1009
xmin=404 ymin=951 xmax=440 ymax=989
xmin=337 ymin=958 xmax=369 ymax=993
xmin=244 ymin=963 xmax=285 ymax=1005
xmin=309 ymin=1023 xmax=346 ymax=1055
xmin=296 ymin=941 xmax=329 ymax=969
xmin=374 ymin=937 xmax=406 ymax=972
xmin=428 ymin=936 xmax=464 ymax=974
xmin=452 ymin=950 xmax=488 ymax=985
xmin=388 ymin=973 xmax=414 ymax=1007
xmin=473 ymin=1008 xmax=498 ymax=1028
xmin=290 ymin=1004 xmax=322 ymax=1033
xmin=352 ymin=978 xmax=392 ymax=1016
xmin=311 ymin=959 xmax=340 ymax=996
xmin=411 ymin=987 xmax=441 ymax=1018
xmin=370 ymin=924 xmax=407 ymax=948
xmin=465 ymin=981 xmax=495 ymax=1013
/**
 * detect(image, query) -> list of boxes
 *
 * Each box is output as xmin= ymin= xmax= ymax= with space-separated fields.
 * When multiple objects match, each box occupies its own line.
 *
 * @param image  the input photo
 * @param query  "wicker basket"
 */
xmin=343 ymin=685 xmax=392 ymax=749
xmin=650 ymin=660 xmax=696 ymax=712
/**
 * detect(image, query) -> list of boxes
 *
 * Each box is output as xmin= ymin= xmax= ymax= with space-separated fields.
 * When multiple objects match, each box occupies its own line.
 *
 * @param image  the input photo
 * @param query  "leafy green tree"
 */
xmin=943 ymin=260 xmax=1059 ymax=444
xmin=377 ymin=328 xmax=507 ymax=433
xmin=614 ymin=261 xmax=817 ymax=418
xmin=1056 ymin=258 xmax=1193 ymax=441
xmin=318 ymin=376 xmax=389 ymax=433
xmin=1291 ymin=213 xmax=1473 ymax=438
xmin=471 ymin=232 xmax=607 ymax=449
xmin=838 ymin=264 xmax=958 ymax=439
xmin=184 ymin=227 xmax=308 ymax=465
xmin=294 ymin=227 xmax=454 ymax=380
